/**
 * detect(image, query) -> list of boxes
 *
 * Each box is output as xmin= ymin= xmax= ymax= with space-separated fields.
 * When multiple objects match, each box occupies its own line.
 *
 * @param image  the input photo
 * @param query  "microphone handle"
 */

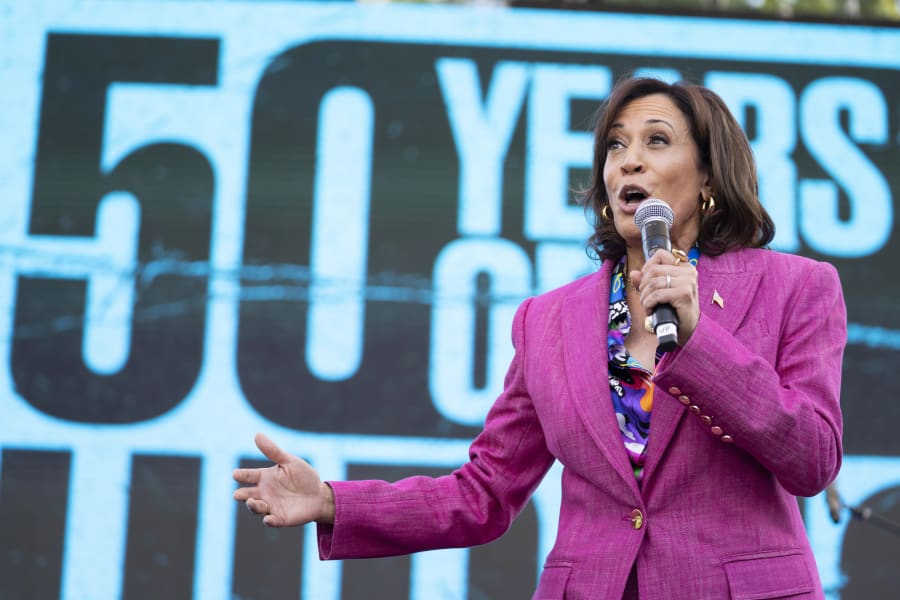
xmin=643 ymin=227 xmax=678 ymax=351
xmin=653 ymin=303 xmax=679 ymax=352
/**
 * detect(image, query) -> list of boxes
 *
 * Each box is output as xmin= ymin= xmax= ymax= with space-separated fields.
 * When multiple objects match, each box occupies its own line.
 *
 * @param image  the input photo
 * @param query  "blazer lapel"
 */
xmin=561 ymin=261 xmax=641 ymax=496
xmin=641 ymin=249 xmax=763 ymax=485
xmin=694 ymin=249 xmax=762 ymax=335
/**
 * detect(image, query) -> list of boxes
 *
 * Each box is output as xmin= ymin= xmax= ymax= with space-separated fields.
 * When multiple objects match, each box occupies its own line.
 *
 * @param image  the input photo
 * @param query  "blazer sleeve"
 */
xmin=654 ymin=259 xmax=845 ymax=497
xmin=318 ymin=296 xmax=556 ymax=559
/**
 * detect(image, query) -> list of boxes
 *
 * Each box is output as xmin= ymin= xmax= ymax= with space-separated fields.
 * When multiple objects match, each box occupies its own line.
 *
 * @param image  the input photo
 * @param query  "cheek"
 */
xmin=672 ymin=164 xmax=705 ymax=198
xmin=602 ymin=168 xmax=619 ymax=198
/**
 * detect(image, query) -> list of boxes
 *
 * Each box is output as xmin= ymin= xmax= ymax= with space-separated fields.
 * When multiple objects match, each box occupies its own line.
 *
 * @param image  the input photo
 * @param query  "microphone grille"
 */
xmin=634 ymin=198 xmax=674 ymax=229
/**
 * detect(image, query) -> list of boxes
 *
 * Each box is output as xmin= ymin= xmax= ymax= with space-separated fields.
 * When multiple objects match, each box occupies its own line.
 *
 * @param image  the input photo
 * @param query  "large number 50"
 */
xmin=12 ymin=33 xmax=219 ymax=423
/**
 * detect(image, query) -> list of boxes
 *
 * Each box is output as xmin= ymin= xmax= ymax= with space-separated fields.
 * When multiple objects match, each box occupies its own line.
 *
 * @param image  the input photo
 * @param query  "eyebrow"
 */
xmin=609 ymin=118 xmax=676 ymax=132
xmin=646 ymin=118 xmax=676 ymax=132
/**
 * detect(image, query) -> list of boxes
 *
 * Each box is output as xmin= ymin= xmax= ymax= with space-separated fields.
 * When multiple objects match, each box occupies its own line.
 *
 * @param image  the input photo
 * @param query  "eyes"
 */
xmin=606 ymin=133 xmax=669 ymax=152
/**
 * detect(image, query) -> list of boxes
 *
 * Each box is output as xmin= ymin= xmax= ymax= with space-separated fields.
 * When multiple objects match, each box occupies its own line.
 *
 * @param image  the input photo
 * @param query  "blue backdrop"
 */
xmin=1 ymin=1 xmax=898 ymax=598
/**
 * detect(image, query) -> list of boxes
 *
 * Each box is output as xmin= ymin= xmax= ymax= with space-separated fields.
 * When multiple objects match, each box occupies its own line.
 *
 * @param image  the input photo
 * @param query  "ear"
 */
xmin=700 ymin=176 xmax=713 ymax=202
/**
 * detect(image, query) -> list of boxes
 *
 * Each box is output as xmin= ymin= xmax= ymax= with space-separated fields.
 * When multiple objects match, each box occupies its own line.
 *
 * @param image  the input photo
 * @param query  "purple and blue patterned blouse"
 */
xmin=607 ymin=248 xmax=700 ymax=481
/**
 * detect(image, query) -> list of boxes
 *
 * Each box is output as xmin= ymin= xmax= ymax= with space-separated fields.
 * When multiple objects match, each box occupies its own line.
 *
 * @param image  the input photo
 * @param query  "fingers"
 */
xmin=243 ymin=496 xmax=285 ymax=528
xmin=642 ymin=270 xmax=686 ymax=296
xmin=635 ymin=249 xmax=679 ymax=291
xmin=233 ymin=467 xmax=261 ymax=485
xmin=644 ymin=248 xmax=678 ymax=268
xmin=234 ymin=433 xmax=295 ymax=489
xmin=638 ymin=251 xmax=697 ymax=310
xmin=233 ymin=485 xmax=257 ymax=502
xmin=236 ymin=433 xmax=310 ymax=528
xmin=262 ymin=514 xmax=283 ymax=527
xmin=628 ymin=268 xmax=642 ymax=294
xmin=641 ymin=272 xmax=693 ymax=306
xmin=245 ymin=497 xmax=269 ymax=515
xmin=638 ymin=250 xmax=700 ymax=344
xmin=254 ymin=432 xmax=295 ymax=465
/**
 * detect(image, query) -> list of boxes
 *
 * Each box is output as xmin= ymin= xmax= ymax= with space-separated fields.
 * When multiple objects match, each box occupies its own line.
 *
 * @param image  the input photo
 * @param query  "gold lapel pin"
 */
xmin=712 ymin=290 xmax=724 ymax=309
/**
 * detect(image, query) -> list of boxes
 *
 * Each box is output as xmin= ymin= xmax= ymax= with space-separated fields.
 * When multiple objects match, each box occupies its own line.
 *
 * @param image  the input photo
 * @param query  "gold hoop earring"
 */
xmin=601 ymin=205 xmax=611 ymax=222
xmin=701 ymin=195 xmax=716 ymax=214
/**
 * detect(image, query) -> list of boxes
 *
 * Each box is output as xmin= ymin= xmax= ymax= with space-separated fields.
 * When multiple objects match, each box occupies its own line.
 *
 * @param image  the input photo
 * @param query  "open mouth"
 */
xmin=620 ymin=186 xmax=649 ymax=204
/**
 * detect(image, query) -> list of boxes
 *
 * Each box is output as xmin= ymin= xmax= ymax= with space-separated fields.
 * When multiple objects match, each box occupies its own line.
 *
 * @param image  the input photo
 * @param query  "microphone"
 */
xmin=634 ymin=199 xmax=678 ymax=351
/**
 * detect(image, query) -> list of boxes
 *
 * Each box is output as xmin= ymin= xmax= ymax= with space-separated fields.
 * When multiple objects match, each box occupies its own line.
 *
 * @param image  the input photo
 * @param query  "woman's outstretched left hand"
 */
xmin=233 ymin=433 xmax=335 ymax=527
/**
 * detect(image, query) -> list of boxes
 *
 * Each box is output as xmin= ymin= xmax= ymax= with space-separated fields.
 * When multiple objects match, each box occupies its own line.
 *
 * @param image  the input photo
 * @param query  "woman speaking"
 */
xmin=234 ymin=76 xmax=846 ymax=599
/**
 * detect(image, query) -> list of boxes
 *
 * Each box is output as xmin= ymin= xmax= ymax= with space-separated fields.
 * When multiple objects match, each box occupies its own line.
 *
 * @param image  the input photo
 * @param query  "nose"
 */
xmin=620 ymin=145 xmax=643 ymax=174
xmin=621 ymin=157 xmax=643 ymax=174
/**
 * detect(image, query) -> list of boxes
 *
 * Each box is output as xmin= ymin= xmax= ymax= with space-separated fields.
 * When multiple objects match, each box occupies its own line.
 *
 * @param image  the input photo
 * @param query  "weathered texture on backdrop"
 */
xmin=1 ymin=2 xmax=898 ymax=598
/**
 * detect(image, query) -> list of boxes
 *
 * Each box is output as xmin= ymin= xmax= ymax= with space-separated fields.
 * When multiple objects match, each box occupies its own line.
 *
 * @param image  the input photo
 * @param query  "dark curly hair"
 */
xmin=582 ymin=77 xmax=775 ymax=261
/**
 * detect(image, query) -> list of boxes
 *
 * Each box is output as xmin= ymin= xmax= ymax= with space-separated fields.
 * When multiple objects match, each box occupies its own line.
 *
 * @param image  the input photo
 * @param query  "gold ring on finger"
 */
xmin=672 ymin=248 xmax=688 ymax=266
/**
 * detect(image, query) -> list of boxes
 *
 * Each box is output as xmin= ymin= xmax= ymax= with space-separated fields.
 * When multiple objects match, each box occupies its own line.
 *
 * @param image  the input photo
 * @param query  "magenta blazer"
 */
xmin=318 ymin=248 xmax=845 ymax=599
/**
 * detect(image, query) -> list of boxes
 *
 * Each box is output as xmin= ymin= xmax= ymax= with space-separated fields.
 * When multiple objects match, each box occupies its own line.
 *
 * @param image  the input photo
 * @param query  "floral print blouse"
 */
xmin=606 ymin=248 xmax=700 ymax=481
